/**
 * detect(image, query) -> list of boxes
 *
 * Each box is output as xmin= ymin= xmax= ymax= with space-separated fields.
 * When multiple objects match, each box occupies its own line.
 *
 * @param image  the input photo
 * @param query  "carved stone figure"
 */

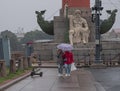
xmin=68 ymin=10 xmax=90 ymax=45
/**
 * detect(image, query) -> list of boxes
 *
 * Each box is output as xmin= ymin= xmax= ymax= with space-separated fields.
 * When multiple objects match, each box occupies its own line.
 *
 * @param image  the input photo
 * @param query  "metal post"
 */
xmin=92 ymin=0 xmax=103 ymax=63
xmin=0 ymin=38 xmax=4 ymax=60
xmin=95 ymin=0 xmax=100 ymax=63
xmin=64 ymin=3 xmax=69 ymax=43
xmin=2 ymin=36 xmax=11 ymax=66
xmin=26 ymin=43 xmax=34 ymax=57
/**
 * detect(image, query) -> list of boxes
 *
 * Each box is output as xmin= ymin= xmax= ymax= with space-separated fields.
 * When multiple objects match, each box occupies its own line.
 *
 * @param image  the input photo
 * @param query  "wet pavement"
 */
xmin=3 ymin=68 xmax=104 ymax=91
xmin=2 ymin=65 xmax=120 ymax=91
xmin=88 ymin=67 xmax=120 ymax=91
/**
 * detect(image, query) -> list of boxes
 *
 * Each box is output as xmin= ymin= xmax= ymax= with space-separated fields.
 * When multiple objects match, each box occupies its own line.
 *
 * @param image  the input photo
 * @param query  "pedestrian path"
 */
xmin=4 ymin=68 xmax=105 ymax=91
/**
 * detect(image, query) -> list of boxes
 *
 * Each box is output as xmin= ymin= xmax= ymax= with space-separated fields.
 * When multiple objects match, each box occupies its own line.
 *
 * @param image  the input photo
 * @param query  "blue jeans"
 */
xmin=64 ymin=64 xmax=71 ymax=75
xmin=58 ymin=64 xmax=63 ymax=74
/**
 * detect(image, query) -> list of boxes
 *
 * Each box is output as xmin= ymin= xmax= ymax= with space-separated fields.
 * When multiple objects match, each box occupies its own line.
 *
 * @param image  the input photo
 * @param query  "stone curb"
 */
xmin=39 ymin=65 xmax=82 ymax=68
xmin=0 ymin=72 xmax=30 ymax=91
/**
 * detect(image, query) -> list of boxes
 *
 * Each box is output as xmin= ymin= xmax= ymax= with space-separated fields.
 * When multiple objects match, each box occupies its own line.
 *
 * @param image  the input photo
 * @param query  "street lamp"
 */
xmin=92 ymin=0 xmax=103 ymax=63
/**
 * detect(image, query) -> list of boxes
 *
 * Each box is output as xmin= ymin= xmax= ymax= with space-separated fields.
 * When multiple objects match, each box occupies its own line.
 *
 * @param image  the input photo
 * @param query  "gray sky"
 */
xmin=0 ymin=0 xmax=120 ymax=33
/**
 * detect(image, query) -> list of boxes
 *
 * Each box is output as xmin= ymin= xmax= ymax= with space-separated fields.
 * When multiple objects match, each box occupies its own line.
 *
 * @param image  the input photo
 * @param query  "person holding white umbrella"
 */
xmin=57 ymin=43 xmax=74 ymax=76
xmin=57 ymin=43 xmax=73 ymax=51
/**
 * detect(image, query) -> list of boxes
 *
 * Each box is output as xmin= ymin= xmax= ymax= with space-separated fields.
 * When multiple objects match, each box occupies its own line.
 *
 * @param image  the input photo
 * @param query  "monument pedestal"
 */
xmin=90 ymin=62 xmax=107 ymax=69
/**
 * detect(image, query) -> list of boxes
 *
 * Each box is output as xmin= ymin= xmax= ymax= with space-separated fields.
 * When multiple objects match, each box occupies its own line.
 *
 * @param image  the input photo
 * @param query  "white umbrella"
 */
xmin=57 ymin=43 xmax=73 ymax=51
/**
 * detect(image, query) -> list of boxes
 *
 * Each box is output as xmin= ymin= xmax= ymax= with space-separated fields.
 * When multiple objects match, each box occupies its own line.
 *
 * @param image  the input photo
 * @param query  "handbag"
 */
xmin=71 ymin=62 xmax=77 ymax=71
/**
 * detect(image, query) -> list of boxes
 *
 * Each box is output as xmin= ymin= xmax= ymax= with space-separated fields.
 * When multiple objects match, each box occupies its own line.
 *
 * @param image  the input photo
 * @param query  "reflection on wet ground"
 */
xmin=88 ymin=67 xmax=120 ymax=91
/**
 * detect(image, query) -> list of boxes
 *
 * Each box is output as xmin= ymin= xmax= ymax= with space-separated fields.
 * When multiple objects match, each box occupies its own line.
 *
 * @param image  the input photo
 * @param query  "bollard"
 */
xmin=23 ymin=57 xmax=28 ymax=69
xmin=18 ymin=58 xmax=24 ymax=70
xmin=27 ymin=56 xmax=32 ymax=67
xmin=0 ymin=60 xmax=7 ymax=77
xmin=9 ymin=59 xmax=16 ymax=73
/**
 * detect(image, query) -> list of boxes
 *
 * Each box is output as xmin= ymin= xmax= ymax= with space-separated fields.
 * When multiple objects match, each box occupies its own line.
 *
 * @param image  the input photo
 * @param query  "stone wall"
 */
xmin=33 ymin=42 xmax=58 ymax=61
xmin=101 ymin=41 xmax=120 ymax=55
xmin=54 ymin=16 xmax=68 ymax=43
xmin=33 ymin=41 xmax=120 ymax=61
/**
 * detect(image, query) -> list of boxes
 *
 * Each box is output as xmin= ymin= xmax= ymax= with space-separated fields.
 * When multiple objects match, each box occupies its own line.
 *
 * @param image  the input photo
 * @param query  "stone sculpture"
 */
xmin=68 ymin=10 xmax=90 ymax=45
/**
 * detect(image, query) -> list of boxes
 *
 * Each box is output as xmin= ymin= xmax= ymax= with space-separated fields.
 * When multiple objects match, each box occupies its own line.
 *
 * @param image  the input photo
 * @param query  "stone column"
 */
xmin=18 ymin=58 xmax=24 ymax=70
xmin=0 ymin=60 xmax=7 ymax=77
xmin=23 ymin=57 xmax=28 ymax=69
xmin=9 ymin=59 xmax=16 ymax=73
xmin=27 ymin=56 xmax=32 ymax=67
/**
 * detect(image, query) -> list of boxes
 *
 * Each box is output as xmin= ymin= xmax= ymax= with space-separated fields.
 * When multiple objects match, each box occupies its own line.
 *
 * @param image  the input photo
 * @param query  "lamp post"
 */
xmin=92 ymin=0 xmax=103 ymax=63
xmin=64 ymin=2 xmax=69 ymax=43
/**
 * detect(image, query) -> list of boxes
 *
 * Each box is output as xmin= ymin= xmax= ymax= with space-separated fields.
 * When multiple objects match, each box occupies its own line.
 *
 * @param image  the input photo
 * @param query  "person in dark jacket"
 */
xmin=57 ymin=49 xmax=64 ymax=76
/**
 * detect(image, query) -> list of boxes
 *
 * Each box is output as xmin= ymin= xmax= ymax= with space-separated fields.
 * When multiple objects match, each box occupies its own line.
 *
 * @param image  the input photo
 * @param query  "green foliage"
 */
xmin=20 ymin=30 xmax=53 ymax=44
xmin=0 ymin=29 xmax=53 ymax=51
xmin=0 ymin=70 xmax=25 ymax=83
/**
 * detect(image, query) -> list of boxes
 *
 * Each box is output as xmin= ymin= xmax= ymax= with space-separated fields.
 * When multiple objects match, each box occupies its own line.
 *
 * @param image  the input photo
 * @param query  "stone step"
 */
xmin=73 ymin=42 xmax=95 ymax=48
xmin=72 ymin=42 xmax=95 ymax=55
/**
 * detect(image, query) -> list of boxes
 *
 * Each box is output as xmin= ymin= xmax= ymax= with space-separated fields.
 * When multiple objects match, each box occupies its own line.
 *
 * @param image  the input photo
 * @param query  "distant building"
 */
xmin=15 ymin=32 xmax=25 ymax=41
xmin=15 ymin=27 xmax=25 ymax=41
xmin=101 ymin=28 xmax=120 ymax=41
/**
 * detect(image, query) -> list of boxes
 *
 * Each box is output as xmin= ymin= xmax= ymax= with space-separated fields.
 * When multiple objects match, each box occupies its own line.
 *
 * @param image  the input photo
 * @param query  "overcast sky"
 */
xmin=0 ymin=0 xmax=120 ymax=33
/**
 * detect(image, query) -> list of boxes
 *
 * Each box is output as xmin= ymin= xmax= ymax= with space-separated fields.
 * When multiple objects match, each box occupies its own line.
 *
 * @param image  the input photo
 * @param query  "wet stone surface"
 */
xmin=88 ymin=67 xmax=120 ymax=91
xmin=4 ymin=68 xmax=96 ymax=91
